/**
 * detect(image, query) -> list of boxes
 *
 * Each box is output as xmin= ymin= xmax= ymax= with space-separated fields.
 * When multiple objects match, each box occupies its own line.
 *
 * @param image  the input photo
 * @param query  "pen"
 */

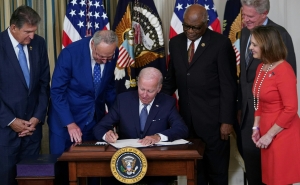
xmin=113 ymin=126 xmax=117 ymax=143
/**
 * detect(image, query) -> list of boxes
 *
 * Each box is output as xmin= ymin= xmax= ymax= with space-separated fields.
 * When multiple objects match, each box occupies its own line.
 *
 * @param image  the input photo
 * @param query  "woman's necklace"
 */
xmin=253 ymin=63 xmax=273 ymax=111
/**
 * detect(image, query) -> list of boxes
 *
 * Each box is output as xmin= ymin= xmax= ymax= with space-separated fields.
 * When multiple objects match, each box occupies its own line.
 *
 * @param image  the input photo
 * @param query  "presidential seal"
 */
xmin=111 ymin=147 xmax=147 ymax=184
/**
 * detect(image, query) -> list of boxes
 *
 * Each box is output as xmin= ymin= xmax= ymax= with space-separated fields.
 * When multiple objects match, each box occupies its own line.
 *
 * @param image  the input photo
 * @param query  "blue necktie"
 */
xmin=245 ymin=35 xmax=252 ymax=68
xmin=94 ymin=63 xmax=101 ymax=97
xmin=140 ymin=104 xmax=148 ymax=132
xmin=17 ymin=44 xmax=30 ymax=87
xmin=245 ymin=50 xmax=252 ymax=68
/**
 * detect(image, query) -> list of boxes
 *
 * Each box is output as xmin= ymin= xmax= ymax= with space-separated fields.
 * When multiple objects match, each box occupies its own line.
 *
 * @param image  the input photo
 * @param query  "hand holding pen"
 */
xmin=105 ymin=127 xmax=119 ymax=143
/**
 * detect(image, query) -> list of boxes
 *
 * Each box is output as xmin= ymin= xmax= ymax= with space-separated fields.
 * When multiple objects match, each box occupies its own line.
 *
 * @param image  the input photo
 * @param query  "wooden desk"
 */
xmin=16 ymin=176 xmax=54 ymax=185
xmin=58 ymin=139 xmax=204 ymax=185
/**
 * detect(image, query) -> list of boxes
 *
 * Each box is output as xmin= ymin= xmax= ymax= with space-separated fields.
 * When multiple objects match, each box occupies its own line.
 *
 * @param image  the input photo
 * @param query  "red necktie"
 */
xmin=188 ymin=41 xmax=194 ymax=64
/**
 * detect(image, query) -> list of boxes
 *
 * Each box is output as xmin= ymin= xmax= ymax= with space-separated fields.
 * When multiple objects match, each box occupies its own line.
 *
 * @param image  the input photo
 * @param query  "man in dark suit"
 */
xmin=238 ymin=0 xmax=297 ymax=184
xmin=161 ymin=4 xmax=237 ymax=185
xmin=94 ymin=67 xmax=188 ymax=143
xmin=48 ymin=30 xmax=118 ymax=154
xmin=0 ymin=6 xmax=50 ymax=185
xmin=94 ymin=67 xmax=188 ymax=185
xmin=48 ymin=30 xmax=118 ymax=185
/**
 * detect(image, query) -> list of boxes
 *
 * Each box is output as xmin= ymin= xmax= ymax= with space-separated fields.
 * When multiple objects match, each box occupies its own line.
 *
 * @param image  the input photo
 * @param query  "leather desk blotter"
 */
xmin=16 ymin=154 xmax=59 ymax=177
xmin=69 ymin=141 xmax=108 ymax=152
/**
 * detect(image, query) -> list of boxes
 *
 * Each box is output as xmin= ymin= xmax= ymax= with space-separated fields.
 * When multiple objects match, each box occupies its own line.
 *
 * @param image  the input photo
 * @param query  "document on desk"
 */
xmin=110 ymin=139 xmax=189 ymax=149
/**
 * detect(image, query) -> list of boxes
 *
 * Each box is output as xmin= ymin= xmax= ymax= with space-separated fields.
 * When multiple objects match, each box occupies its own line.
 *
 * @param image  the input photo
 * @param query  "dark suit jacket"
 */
xmin=48 ymin=37 xmax=119 ymax=139
xmin=93 ymin=91 xmax=188 ymax=141
xmin=0 ymin=29 xmax=50 ymax=147
xmin=239 ymin=19 xmax=297 ymax=127
xmin=161 ymin=29 xmax=237 ymax=138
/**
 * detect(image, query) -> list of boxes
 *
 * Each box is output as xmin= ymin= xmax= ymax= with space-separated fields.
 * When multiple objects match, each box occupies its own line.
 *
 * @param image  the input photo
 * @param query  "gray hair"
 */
xmin=139 ymin=67 xmax=163 ymax=86
xmin=183 ymin=4 xmax=208 ymax=24
xmin=10 ymin=5 xmax=41 ymax=29
xmin=92 ymin=30 xmax=118 ymax=46
xmin=241 ymin=0 xmax=270 ymax=14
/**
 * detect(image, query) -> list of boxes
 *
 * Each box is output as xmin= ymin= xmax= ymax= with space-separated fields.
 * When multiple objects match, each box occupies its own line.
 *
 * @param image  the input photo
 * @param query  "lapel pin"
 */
xmin=29 ymin=46 xmax=32 ymax=50
xmin=156 ymin=105 xmax=159 ymax=107
xmin=201 ymin=43 xmax=205 ymax=47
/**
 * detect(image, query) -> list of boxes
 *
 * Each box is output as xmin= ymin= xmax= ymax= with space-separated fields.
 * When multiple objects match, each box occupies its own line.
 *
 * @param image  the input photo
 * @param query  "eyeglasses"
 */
xmin=93 ymin=45 xmax=115 ymax=61
xmin=182 ymin=23 xmax=204 ymax=32
xmin=97 ymin=53 xmax=115 ymax=61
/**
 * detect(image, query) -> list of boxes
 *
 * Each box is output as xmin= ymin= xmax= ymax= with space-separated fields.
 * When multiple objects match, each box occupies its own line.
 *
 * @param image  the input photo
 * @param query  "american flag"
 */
xmin=62 ymin=0 xmax=110 ymax=48
xmin=169 ymin=0 xmax=221 ymax=40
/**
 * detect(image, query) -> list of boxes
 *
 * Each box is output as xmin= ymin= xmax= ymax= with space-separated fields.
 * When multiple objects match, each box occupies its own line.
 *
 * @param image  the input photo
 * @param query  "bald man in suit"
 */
xmin=162 ymin=4 xmax=237 ymax=185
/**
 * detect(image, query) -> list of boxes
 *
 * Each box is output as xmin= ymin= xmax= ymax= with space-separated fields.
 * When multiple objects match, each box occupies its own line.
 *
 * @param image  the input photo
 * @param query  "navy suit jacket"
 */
xmin=0 ymin=29 xmax=50 ymax=147
xmin=93 ymin=91 xmax=188 ymax=141
xmin=48 ymin=37 xmax=119 ymax=139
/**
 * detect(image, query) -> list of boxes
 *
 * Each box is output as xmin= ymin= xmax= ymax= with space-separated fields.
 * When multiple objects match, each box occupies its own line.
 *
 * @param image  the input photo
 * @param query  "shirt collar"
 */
xmin=7 ymin=27 xmax=20 ymax=48
xmin=139 ymin=98 xmax=155 ymax=107
xmin=262 ymin=17 xmax=268 ymax=26
xmin=89 ymin=38 xmax=94 ymax=60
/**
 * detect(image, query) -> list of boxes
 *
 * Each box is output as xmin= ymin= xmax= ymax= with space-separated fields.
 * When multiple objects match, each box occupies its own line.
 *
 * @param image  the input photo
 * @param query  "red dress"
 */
xmin=253 ymin=61 xmax=300 ymax=185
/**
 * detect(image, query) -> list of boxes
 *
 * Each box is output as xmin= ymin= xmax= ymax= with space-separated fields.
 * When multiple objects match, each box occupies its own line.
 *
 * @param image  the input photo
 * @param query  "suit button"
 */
xmin=187 ymin=73 xmax=190 ymax=76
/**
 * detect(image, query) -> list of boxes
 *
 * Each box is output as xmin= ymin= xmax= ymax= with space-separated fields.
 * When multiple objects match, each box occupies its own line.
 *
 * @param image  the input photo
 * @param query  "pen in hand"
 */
xmin=105 ymin=127 xmax=119 ymax=143
xmin=112 ymin=127 xmax=118 ymax=143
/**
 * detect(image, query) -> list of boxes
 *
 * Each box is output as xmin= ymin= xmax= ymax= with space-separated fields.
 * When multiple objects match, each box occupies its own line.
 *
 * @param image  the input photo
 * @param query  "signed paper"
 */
xmin=109 ymin=139 xmax=189 ymax=149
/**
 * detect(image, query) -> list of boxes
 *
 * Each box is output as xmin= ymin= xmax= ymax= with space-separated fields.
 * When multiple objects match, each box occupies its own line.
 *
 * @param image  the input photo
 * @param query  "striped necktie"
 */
xmin=188 ymin=41 xmax=195 ymax=64
xmin=245 ymin=35 xmax=252 ymax=68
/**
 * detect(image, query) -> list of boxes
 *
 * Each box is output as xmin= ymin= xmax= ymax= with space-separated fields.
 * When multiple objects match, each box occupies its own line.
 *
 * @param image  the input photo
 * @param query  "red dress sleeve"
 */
xmin=275 ymin=61 xmax=298 ymax=128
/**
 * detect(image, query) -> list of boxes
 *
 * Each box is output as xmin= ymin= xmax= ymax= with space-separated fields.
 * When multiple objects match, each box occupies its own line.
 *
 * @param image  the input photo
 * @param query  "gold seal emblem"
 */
xmin=111 ymin=147 xmax=147 ymax=184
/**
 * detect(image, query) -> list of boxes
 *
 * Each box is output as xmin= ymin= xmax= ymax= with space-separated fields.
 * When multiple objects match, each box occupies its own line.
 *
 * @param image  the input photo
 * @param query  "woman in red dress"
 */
xmin=250 ymin=25 xmax=300 ymax=185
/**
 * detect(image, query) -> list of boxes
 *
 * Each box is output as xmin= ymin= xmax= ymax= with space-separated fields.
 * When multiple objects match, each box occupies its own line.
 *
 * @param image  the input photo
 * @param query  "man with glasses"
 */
xmin=48 ymin=30 xmax=118 ymax=184
xmin=161 ymin=4 xmax=237 ymax=185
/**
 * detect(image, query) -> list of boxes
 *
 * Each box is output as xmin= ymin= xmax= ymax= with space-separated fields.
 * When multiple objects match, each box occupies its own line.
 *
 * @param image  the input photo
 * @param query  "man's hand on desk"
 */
xmin=67 ymin=122 xmax=82 ymax=143
xmin=105 ymin=130 xmax=119 ymax=143
xmin=138 ymin=134 xmax=161 ymax=145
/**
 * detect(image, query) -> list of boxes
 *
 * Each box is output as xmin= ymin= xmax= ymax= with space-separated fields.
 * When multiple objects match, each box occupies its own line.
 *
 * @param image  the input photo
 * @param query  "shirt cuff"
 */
xmin=157 ymin=133 xmax=168 ymax=141
xmin=8 ymin=118 xmax=16 ymax=126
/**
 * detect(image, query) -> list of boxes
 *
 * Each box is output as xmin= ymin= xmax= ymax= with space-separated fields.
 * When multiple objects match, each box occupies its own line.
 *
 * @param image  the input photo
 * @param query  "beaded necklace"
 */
xmin=253 ymin=63 xmax=273 ymax=111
